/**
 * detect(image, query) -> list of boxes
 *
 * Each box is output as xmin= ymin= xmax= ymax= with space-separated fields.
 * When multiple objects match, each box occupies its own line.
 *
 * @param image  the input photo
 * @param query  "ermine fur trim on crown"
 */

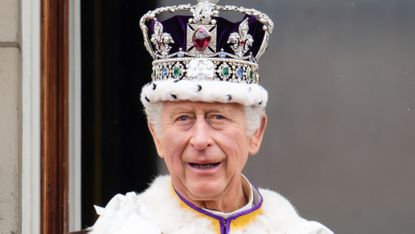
xmin=140 ymin=79 xmax=268 ymax=107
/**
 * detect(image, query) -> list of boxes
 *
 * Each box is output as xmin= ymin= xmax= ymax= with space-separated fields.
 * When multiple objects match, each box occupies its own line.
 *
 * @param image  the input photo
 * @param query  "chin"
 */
xmin=187 ymin=180 xmax=226 ymax=200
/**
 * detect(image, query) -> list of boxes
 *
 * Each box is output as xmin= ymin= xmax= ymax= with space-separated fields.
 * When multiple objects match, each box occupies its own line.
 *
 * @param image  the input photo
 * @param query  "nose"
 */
xmin=190 ymin=117 xmax=212 ymax=150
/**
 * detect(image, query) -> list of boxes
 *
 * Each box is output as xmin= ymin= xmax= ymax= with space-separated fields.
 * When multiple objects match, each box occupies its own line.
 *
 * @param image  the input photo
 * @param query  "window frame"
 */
xmin=40 ymin=0 xmax=70 ymax=232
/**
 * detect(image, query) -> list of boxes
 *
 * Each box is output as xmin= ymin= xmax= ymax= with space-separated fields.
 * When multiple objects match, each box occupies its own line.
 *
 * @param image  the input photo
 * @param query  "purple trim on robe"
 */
xmin=173 ymin=186 xmax=264 ymax=234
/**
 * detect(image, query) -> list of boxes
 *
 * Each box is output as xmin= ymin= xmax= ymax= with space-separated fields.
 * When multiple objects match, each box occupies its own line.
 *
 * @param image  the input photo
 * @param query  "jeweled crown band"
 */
xmin=152 ymin=57 xmax=259 ymax=84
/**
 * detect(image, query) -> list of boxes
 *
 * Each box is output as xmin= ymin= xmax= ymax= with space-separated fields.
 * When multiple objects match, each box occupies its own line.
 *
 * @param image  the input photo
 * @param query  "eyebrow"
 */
xmin=166 ymin=105 xmax=236 ymax=118
xmin=167 ymin=108 xmax=194 ymax=119
xmin=205 ymin=108 xmax=230 ymax=115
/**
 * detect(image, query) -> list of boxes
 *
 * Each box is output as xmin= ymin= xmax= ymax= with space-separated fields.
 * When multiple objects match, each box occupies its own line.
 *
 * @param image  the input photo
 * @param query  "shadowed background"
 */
xmin=82 ymin=0 xmax=415 ymax=233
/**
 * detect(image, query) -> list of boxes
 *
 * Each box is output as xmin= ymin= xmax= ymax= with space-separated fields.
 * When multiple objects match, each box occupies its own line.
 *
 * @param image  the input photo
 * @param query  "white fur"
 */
xmin=91 ymin=176 xmax=334 ymax=234
xmin=140 ymin=79 xmax=267 ymax=136
xmin=140 ymin=80 xmax=268 ymax=108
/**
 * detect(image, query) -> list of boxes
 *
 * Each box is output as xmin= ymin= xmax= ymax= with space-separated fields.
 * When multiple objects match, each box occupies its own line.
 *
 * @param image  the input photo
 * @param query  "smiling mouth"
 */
xmin=189 ymin=162 xmax=221 ymax=169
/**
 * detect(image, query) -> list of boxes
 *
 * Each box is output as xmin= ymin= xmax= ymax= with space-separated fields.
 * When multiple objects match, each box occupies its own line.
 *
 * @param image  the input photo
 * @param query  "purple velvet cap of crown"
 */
xmin=147 ymin=15 xmax=265 ymax=58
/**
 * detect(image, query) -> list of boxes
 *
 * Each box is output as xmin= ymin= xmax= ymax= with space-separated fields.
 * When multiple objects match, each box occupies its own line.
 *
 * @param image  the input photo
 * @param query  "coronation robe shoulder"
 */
xmin=91 ymin=175 xmax=334 ymax=234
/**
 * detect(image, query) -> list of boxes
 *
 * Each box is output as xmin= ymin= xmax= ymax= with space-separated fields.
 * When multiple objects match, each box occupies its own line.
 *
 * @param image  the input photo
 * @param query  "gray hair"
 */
xmin=144 ymin=102 xmax=265 ymax=137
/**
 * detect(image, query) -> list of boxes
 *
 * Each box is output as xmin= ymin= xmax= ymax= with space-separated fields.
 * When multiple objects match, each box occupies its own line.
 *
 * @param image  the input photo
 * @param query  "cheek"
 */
xmin=214 ymin=130 xmax=250 ymax=160
xmin=162 ymin=131 xmax=189 ymax=164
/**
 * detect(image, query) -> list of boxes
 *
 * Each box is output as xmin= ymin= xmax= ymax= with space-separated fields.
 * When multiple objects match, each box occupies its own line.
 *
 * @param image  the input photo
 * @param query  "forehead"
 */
xmin=163 ymin=101 xmax=244 ymax=114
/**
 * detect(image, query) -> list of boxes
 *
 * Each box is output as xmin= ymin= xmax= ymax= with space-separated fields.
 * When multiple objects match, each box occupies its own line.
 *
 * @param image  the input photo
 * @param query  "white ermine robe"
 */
xmin=91 ymin=175 xmax=334 ymax=234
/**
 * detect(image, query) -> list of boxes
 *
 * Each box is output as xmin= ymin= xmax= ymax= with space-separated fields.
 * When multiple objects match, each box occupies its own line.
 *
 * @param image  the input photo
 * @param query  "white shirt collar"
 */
xmin=202 ymin=175 xmax=256 ymax=218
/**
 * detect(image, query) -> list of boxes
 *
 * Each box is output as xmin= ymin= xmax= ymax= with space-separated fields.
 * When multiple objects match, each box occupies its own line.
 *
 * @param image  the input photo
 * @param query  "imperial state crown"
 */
xmin=140 ymin=0 xmax=274 ymax=108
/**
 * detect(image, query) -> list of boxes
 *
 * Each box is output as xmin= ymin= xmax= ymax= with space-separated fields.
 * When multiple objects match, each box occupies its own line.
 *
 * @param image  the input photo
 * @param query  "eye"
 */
xmin=212 ymin=114 xmax=226 ymax=120
xmin=176 ymin=115 xmax=191 ymax=122
xmin=209 ymin=113 xmax=227 ymax=121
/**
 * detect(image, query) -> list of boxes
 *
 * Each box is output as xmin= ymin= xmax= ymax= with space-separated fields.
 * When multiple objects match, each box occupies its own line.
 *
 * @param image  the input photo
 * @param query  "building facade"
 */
xmin=0 ymin=0 xmax=21 ymax=232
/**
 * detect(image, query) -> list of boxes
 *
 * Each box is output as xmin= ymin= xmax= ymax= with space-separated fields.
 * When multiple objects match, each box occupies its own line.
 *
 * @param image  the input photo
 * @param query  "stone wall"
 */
xmin=0 ymin=0 xmax=20 ymax=233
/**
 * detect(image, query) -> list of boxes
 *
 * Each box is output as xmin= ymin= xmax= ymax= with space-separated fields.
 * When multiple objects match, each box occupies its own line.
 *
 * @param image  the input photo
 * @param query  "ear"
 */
xmin=147 ymin=121 xmax=165 ymax=158
xmin=248 ymin=114 xmax=267 ymax=156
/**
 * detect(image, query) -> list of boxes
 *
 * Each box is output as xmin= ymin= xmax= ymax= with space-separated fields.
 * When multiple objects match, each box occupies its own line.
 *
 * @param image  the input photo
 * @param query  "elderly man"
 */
xmin=91 ymin=0 xmax=333 ymax=233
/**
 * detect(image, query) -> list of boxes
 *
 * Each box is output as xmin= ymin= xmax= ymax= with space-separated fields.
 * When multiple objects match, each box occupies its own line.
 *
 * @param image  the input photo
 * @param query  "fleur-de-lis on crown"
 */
xmin=227 ymin=18 xmax=254 ymax=57
xmin=150 ymin=20 xmax=174 ymax=57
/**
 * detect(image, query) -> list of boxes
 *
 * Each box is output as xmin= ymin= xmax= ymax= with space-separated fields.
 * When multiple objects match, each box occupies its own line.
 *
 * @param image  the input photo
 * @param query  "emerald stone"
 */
xmin=222 ymin=66 xmax=230 ymax=78
xmin=173 ymin=66 xmax=182 ymax=78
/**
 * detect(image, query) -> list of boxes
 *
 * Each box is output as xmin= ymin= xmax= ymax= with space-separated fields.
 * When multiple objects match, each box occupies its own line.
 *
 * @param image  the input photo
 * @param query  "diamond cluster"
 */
xmin=152 ymin=58 xmax=259 ymax=84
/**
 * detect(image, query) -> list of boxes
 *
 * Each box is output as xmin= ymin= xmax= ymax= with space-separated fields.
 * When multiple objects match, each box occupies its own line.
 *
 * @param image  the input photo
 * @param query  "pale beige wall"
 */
xmin=0 ymin=0 xmax=20 ymax=233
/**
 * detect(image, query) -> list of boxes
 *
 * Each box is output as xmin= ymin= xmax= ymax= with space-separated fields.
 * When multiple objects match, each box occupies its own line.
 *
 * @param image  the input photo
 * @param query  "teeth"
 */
xmin=190 ymin=163 xmax=220 ymax=169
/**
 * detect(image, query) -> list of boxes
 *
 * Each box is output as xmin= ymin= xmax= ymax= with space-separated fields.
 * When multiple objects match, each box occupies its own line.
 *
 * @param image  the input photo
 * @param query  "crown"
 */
xmin=139 ymin=0 xmax=273 ymax=108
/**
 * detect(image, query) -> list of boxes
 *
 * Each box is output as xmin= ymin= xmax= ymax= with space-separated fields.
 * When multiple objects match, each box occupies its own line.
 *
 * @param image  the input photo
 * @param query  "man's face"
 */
xmin=148 ymin=101 xmax=266 ymax=202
